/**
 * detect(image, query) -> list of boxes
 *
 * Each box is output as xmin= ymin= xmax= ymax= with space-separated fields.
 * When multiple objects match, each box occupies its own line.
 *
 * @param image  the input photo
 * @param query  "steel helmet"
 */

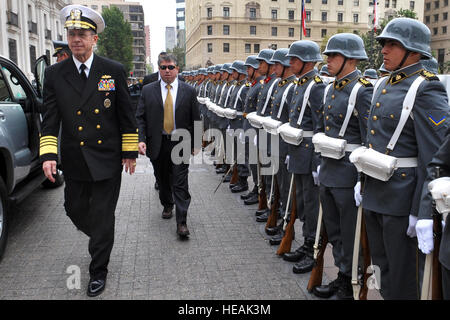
xmin=323 ymin=33 xmax=368 ymax=60
xmin=220 ymin=63 xmax=233 ymax=74
xmin=421 ymin=57 xmax=438 ymax=73
xmin=363 ymin=68 xmax=378 ymax=79
xmin=320 ymin=65 xmax=330 ymax=76
xmin=198 ymin=68 xmax=208 ymax=76
xmin=378 ymin=63 xmax=389 ymax=74
xmin=287 ymin=40 xmax=323 ymax=62
xmin=244 ymin=55 xmax=260 ymax=69
xmin=376 ymin=17 xmax=432 ymax=59
xmin=207 ymin=66 xmax=215 ymax=74
xmin=256 ymin=49 xmax=275 ymax=65
xmin=214 ymin=64 xmax=223 ymax=73
xmin=230 ymin=60 xmax=248 ymax=75
xmin=270 ymin=48 xmax=291 ymax=67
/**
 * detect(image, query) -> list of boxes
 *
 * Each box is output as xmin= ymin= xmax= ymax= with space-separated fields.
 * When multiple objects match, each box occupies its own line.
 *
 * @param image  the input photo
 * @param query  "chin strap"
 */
xmin=395 ymin=51 xmax=411 ymax=71
xmin=335 ymin=57 xmax=348 ymax=78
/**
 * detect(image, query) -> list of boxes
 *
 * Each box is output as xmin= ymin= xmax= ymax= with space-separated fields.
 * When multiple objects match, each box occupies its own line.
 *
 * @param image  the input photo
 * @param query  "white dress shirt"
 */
xmin=160 ymin=77 xmax=178 ymax=132
xmin=73 ymin=53 xmax=94 ymax=78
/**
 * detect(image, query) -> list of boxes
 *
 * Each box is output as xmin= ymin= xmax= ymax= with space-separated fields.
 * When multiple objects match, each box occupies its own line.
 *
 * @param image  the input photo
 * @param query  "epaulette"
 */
xmin=293 ymin=80 xmax=299 ymax=85
xmin=358 ymin=77 xmax=373 ymax=87
xmin=245 ymin=82 xmax=251 ymax=87
xmin=314 ymin=75 xmax=323 ymax=84
xmin=420 ymin=69 xmax=439 ymax=81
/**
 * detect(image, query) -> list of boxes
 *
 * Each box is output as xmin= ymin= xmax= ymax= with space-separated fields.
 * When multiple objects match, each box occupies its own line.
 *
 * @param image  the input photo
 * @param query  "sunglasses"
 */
xmin=159 ymin=65 xmax=176 ymax=70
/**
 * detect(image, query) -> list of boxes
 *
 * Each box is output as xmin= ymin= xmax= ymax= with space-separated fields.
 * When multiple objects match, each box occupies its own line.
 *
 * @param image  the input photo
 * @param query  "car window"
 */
xmin=0 ymin=70 xmax=13 ymax=102
xmin=1 ymin=66 xmax=27 ymax=101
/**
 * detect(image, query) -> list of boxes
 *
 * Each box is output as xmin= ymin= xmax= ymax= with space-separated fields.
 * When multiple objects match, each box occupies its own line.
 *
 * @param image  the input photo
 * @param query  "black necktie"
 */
xmin=79 ymin=64 xmax=87 ymax=82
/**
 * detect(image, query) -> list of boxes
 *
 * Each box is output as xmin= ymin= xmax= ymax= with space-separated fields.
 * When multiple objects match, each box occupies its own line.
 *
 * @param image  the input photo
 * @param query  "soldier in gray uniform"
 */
xmin=227 ymin=61 xmax=252 ymax=193
xmin=261 ymin=48 xmax=297 ymax=241
xmin=417 ymin=126 xmax=450 ymax=299
xmin=421 ymin=57 xmax=439 ymax=74
xmin=359 ymin=18 xmax=449 ymax=300
xmin=279 ymin=41 xmax=325 ymax=274
xmin=312 ymin=33 xmax=373 ymax=299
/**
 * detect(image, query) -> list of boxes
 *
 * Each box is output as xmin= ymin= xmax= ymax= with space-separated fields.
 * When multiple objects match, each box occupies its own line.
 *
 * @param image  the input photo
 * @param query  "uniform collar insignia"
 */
xmin=300 ymin=76 xmax=309 ymax=85
xmin=389 ymin=72 xmax=407 ymax=85
xmin=264 ymin=76 xmax=272 ymax=83
xmin=334 ymin=78 xmax=351 ymax=90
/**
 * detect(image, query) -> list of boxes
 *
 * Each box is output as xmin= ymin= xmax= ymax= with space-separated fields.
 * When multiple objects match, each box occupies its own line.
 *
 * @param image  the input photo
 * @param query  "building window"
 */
xmin=338 ymin=0 xmax=344 ymax=5
xmin=433 ymin=27 xmax=438 ymax=35
xmin=8 ymin=38 xmax=17 ymax=64
xmin=223 ymin=25 xmax=230 ymax=35
xmin=207 ymin=43 xmax=212 ymax=52
xmin=409 ymin=1 xmax=415 ymax=10
xmin=223 ymin=7 xmax=230 ymax=17
xmin=444 ymin=12 xmax=448 ymax=20
xmin=30 ymin=45 xmax=36 ymax=69
xmin=435 ymin=1 xmax=440 ymax=9
xmin=425 ymin=2 xmax=430 ymax=10
xmin=250 ymin=25 xmax=256 ymax=35
xmin=288 ymin=10 xmax=294 ymax=20
xmin=254 ymin=44 xmax=260 ymax=53
xmin=322 ymin=12 xmax=327 ymax=22
xmin=223 ymin=43 xmax=230 ymax=52
xmin=272 ymin=10 xmax=277 ymax=19
xmin=321 ymin=29 xmax=327 ymax=37
xmin=306 ymin=11 xmax=311 ymax=21
xmin=445 ymin=0 xmax=449 ymax=6
xmin=354 ymin=0 xmax=359 ymax=6
xmin=392 ymin=0 xmax=396 ymax=8
xmin=305 ymin=28 xmax=311 ymax=37
xmin=386 ymin=0 xmax=390 ymax=8
xmin=289 ymin=28 xmax=294 ymax=37
xmin=425 ymin=15 xmax=430 ymax=23
xmin=353 ymin=14 xmax=359 ymax=23
xmin=306 ymin=0 xmax=311 ymax=3
xmin=207 ymin=7 xmax=212 ymax=18
xmin=322 ymin=0 xmax=327 ymax=4
xmin=245 ymin=43 xmax=251 ymax=53
xmin=207 ymin=25 xmax=212 ymax=35
xmin=289 ymin=0 xmax=294 ymax=2
xmin=443 ymin=26 xmax=447 ymax=34
xmin=250 ymin=8 xmax=256 ymax=19
xmin=438 ymin=48 xmax=445 ymax=67
xmin=338 ymin=12 xmax=343 ymax=22
xmin=271 ymin=44 xmax=277 ymax=50
xmin=434 ymin=14 xmax=439 ymax=22
xmin=272 ymin=27 xmax=278 ymax=36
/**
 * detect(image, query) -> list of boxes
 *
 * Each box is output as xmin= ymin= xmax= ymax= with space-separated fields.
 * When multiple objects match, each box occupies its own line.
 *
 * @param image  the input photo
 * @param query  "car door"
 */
xmin=0 ymin=60 xmax=32 ymax=188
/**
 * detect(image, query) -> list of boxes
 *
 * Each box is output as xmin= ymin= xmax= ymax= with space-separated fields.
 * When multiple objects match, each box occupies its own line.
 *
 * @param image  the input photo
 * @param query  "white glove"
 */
xmin=312 ymin=171 xmax=319 ymax=186
xmin=406 ymin=214 xmax=418 ymax=238
xmin=354 ymin=181 xmax=362 ymax=207
xmin=416 ymin=219 xmax=434 ymax=254
xmin=253 ymin=135 xmax=257 ymax=147
xmin=317 ymin=165 xmax=320 ymax=176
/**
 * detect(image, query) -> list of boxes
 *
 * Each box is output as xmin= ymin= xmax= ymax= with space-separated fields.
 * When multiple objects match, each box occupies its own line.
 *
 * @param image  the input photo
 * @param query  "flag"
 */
xmin=373 ymin=0 xmax=379 ymax=31
xmin=301 ymin=0 xmax=307 ymax=37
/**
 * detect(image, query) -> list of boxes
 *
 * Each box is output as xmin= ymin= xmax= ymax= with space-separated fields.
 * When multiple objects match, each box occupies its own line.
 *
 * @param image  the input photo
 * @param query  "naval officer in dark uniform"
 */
xmin=40 ymin=5 xmax=138 ymax=297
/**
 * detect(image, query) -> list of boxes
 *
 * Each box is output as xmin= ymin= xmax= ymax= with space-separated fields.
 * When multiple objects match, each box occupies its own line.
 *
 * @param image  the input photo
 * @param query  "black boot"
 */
xmin=241 ymin=186 xmax=257 ymax=200
xmin=292 ymin=240 xmax=315 ymax=274
xmin=244 ymin=193 xmax=259 ymax=205
xmin=216 ymin=165 xmax=227 ymax=174
xmin=223 ymin=171 xmax=232 ymax=183
xmin=231 ymin=178 xmax=248 ymax=193
xmin=336 ymin=274 xmax=353 ymax=300
xmin=265 ymin=220 xmax=283 ymax=236
xmin=255 ymin=208 xmax=269 ymax=216
xmin=283 ymin=240 xmax=309 ymax=262
xmin=312 ymin=272 xmax=346 ymax=299
xmin=269 ymin=229 xmax=294 ymax=246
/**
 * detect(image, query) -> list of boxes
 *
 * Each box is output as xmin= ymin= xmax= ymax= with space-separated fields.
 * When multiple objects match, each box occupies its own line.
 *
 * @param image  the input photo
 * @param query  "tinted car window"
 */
xmin=1 ymin=66 xmax=27 ymax=101
xmin=0 ymin=69 xmax=13 ymax=102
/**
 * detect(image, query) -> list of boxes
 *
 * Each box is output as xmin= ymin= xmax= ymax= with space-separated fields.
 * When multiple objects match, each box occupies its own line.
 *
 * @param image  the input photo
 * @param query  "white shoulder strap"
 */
xmin=224 ymin=85 xmax=236 ymax=107
xmin=339 ymin=82 xmax=363 ymax=138
xmin=296 ymin=80 xmax=316 ymax=126
xmin=387 ymin=76 xmax=425 ymax=151
xmin=277 ymin=82 xmax=295 ymax=119
xmin=261 ymin=78 xmax=281 ymax=115
xmin=233 ymin=85 xmax=246 ymax=109
xmin=323 ymin=83 xmax=333 ymax=105
xmin=371 ymin=76 xmax=388 ymax=105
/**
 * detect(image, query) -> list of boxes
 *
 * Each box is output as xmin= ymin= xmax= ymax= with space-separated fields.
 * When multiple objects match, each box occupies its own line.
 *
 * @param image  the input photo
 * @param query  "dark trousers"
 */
xmin=319 ymin=185 xmax=357 ymax=278
xmin=295 ymin=173 xmax=319 ymax=242
xmin=64 ymin=174 xmax=122 ymax=280
xmin=150 ymin=135 xmax=191 ymax=224
xmin=364 ymin=210 xmax=418 ymax=300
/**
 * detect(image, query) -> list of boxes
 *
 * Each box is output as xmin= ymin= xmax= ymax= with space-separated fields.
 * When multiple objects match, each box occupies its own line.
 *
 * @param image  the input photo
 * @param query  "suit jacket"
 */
xmin=136 ymin=80 xmax=200 ymax=161
xmin=39 ymin=54 xmax=139 ymax=181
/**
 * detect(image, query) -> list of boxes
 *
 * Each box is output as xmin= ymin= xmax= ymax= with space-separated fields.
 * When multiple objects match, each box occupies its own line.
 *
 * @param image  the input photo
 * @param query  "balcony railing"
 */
xmin=7 ymin=11 xmax=19 ymax=27
xmin=28 ymin=21 xmax=37 ymax=34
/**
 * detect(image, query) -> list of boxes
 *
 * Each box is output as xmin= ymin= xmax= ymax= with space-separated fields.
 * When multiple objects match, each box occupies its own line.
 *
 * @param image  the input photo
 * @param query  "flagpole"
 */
xmin=300 ymin=0 xmax=303 ymax=40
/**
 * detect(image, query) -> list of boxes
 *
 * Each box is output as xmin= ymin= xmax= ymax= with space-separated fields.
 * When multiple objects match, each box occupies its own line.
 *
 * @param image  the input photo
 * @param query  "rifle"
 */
xmin=213 ymin=163 xmax=235 ymax=194
xmin=277 ymin=177 xmax=297 ymax=255
xmin=257 ymin=152 xmax=268 ymax=211
xmin=307 ymin=203 xmax=329 ymax=292
xmin=421 ymin=167 xmax=443 ymax=300
xmin=265 ymin=176 xmax=280 ymax=229
xmin=230 ymin=163 xmax=239 ymax=185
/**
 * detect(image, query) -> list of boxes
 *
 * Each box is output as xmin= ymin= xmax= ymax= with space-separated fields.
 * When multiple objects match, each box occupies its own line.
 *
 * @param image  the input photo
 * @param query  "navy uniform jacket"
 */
xmin=363 ymin=63 xmax=449 ymax=216
xmin=319 ymin=69 xmax=373 ymax=188
xmin=217 ymin=80 xmax=236 ymax=130
xmin=228 ymin=80 xmax=250 ymax=131
xmin=243 ymin=76 xmax=265 ymax=131
xmin=269 ymin=74 xmax=297 ymax=159
xmin=39 ymin=54 xmax=138 ymax=181
xmin=288 ymin=70 xmax=325 ymax=174
xmin=256 ymin=73 xmax=279 ymax=117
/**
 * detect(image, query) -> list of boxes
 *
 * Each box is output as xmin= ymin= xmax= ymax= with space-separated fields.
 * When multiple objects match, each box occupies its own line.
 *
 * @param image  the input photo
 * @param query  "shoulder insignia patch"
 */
xmin=358 ymin=77 xmax=373 ymax=87
xmin=314 ymin=76 xmax=323 ymax=84
xmin=428 ymin=115 xmax=446 ymax=126
xmin=420 ymin=69 xmax=439 ymax=81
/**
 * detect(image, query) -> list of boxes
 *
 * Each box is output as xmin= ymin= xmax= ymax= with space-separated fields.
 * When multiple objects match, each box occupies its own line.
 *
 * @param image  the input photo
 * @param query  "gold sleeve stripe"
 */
xmin=40 ymin=145 xmax=58 ymax=156
xmin=122 ymin=134 xmax=139 ymax=138
xmin=122 ymin=145 xmax=139 ymax=152
xmin=40 ymin=136 xmax=58 ymax=142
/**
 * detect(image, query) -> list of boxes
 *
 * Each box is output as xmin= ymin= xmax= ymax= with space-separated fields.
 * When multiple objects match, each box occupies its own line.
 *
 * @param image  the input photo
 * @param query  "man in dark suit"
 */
xmin=143 ymin=51 xmax=185 ymax=86
xmin=136 ymin=54 xmax=200 ymax=238
xmin=40 ymin=5 xmax=138 ymax=297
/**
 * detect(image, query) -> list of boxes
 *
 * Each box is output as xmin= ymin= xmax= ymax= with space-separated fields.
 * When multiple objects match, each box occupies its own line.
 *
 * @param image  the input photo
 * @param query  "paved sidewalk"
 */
xmin=0 ymin=155 xmax=380 ymax=300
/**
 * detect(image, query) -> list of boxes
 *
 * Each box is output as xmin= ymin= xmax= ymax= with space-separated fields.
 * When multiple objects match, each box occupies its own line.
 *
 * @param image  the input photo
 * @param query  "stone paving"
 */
xmin=0 ymin=154 xmax=381 ymax=300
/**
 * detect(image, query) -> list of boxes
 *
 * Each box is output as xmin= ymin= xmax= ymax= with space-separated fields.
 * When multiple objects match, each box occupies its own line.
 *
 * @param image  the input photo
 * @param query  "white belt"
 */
xmin=303 ymin=131 xmax=314 ymax=138
xmin=345 ymin=144 xmax=361 ymax=152
xmin=236 ymin=112 xmax=244 ymax=116
xmin=396 ymin=157 xmax=418 ymax=168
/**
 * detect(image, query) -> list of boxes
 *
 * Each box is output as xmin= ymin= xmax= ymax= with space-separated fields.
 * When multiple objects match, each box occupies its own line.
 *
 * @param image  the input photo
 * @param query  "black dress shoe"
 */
xmin=255 ymin=208 xmax=269 ymax=216
xmin=231 ymin=183 xmax=248 ymax=193
xmin=283 ymin=247 xmax=307 ymax=262
xmin=265 ymin=223 xmax=282 ymax=236
xmin=223 ymin=174 xmax=232 ymax=183
xmin=241 ymin=187 xmax=257 ymax=200
xmin=336 ymin=277 xmax=354 ymax=300
xmin=292 ymin=255 xmax=314 ymax=274
xmin=256 ymin=211 xmax=270 ymax=222
xmin=312 ymin=273 xmax=344 ymax=299
xmin=269 ymin=233 xmax=283 ymax=245
xmin=244 ymin=194 xmax=259 ymax=205
xmin=177 ymin=223 xmax=190 ymax=237
xmin=216 ymin=167 xmax=227 ymax=174
xmin=87 ymin=278 xmax=106 ymax=297
xmin=162 ymin=207 xmax=173 ymax=219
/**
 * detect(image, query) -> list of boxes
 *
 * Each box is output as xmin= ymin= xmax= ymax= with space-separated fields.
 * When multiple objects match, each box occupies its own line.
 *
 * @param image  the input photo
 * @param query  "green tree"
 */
xmin=167 ymin=46 xmax=186 ymax=71
xmin=97 ymin=6 xmax=133 ymax=74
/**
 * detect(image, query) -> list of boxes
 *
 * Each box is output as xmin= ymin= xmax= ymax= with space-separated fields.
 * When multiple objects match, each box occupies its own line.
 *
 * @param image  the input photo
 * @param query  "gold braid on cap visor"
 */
xmin=65 ymin=20 xmax=97 ymax=31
